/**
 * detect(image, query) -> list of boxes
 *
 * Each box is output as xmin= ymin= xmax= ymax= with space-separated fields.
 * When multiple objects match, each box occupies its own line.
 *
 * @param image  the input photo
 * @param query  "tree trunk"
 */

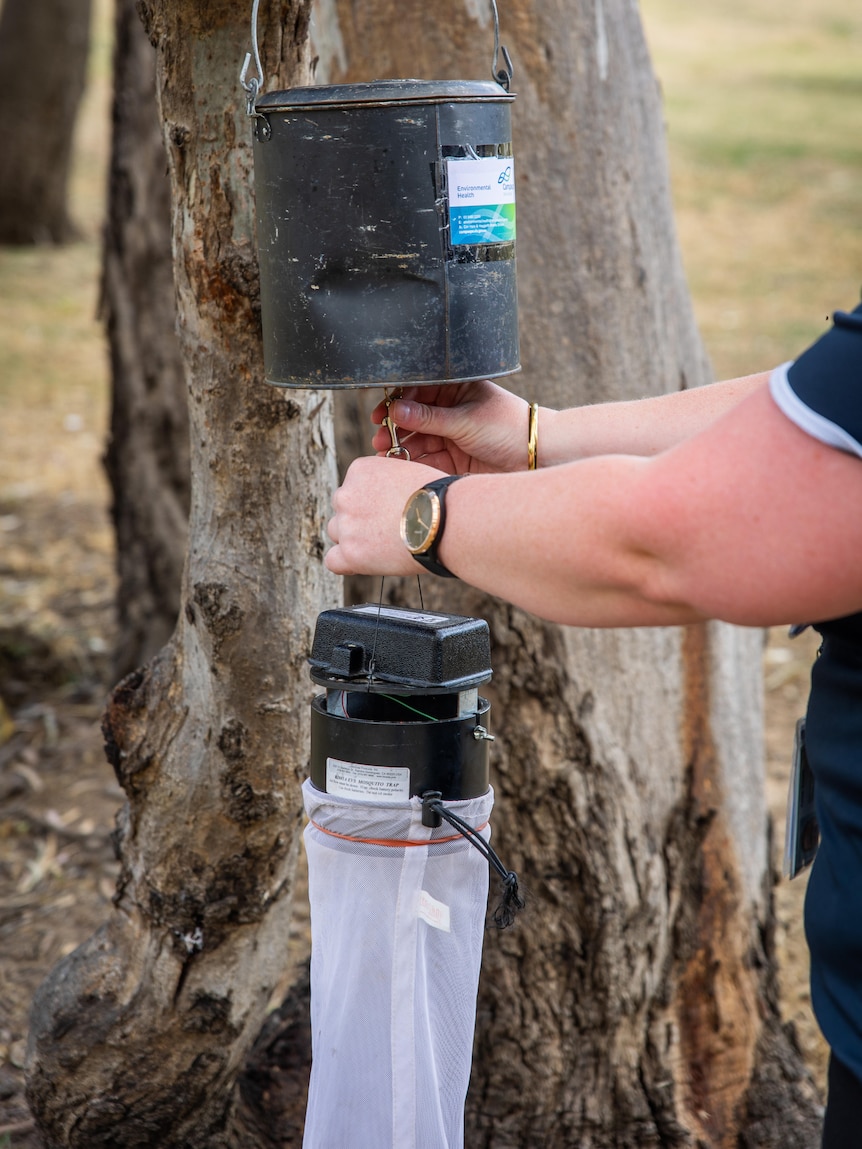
xmin=25 ymin=3 xmax=337 ymax=1146
xmin=101 ymin=0 xmax=190 ymax=681
xmin=0 ymin=0 xmax=92 ymax=244
xmin=319 ymin=1 xmax=824 ymax=1144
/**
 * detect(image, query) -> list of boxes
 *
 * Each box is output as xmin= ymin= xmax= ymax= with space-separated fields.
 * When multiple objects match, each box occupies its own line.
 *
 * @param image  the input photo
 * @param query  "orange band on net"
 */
xmin=309 ymin=817 xmax=490 ymax=849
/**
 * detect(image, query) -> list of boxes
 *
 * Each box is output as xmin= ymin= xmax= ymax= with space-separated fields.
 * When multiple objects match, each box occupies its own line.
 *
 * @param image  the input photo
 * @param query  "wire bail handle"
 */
xmin=239 ymin=0 xmax=513 ymax=113
xmin=489 ymin=0 xmax=513 ymax=91
xmin=239 ymin=0 xmax=265 ymax=117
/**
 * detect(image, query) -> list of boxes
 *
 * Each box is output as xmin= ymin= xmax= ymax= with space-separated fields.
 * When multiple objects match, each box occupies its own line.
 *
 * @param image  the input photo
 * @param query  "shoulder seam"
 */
xmin=769 ymin=363 xmax=862 ymax=459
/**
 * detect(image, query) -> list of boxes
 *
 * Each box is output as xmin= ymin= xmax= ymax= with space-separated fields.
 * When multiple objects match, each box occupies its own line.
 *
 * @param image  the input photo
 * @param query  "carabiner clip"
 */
xmin=383 ymin=389 xmax=411 ymax=460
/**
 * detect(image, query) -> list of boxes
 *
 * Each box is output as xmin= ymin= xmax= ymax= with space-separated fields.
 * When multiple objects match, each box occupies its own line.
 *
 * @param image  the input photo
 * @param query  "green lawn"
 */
xmin=641 ymin=0 xmax=862 ymax=378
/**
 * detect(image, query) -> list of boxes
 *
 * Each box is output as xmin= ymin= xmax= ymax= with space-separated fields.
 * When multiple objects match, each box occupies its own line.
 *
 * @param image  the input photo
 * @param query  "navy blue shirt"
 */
xmin=770 ymin=301 xmax=862 ymax=1081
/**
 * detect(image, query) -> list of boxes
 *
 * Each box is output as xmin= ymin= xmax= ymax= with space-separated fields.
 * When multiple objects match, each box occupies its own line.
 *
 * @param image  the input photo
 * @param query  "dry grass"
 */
xmin=0 ymin=0 xmax=113 ymax=650
xmin=0 ymin=0 xmax=112 ymax=489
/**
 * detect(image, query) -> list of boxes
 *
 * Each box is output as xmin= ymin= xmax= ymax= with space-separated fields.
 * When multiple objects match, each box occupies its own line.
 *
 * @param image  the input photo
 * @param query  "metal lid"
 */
xmin=256 ymin=78 xmax=514 ymax=113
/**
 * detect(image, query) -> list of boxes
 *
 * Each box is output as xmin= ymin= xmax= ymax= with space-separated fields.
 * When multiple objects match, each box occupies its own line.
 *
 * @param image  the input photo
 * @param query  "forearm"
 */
xmin=436 ymin=460 xmax=704 ymax=628
xmin=538 ymin=373 xmax=769 ymax=465
xmin=371 ymin=373 xmax=769 ymax=477
xmin=328 ymin=384 xmax=862 ymax=630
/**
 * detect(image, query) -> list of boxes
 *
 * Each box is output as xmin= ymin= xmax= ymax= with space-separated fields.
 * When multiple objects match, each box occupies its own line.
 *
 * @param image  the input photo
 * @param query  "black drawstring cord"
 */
xmin=421 ymin=792 xmax=525 ymax=928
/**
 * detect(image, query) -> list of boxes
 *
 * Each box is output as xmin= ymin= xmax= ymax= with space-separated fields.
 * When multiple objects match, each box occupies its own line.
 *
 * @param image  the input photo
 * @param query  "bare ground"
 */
xmin=0 ymin=490 xmax=121 ymax=1144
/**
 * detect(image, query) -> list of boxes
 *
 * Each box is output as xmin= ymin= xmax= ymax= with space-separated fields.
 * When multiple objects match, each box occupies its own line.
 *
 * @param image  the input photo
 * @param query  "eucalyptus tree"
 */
xmin=0 ymin=0 xmax=93 ymax=243
xmin=102 ymin=0 xmax=189 ymax=681
xmin=28 ymin=2 xmax=336 ymax=1145
xmin=320 ymin=2 xmax=823 ymax=1145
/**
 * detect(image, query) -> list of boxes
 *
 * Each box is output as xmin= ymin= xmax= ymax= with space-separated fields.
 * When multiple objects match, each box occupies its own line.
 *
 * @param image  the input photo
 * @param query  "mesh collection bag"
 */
xmin=301 ymin=778 xmax=495 ymax=1149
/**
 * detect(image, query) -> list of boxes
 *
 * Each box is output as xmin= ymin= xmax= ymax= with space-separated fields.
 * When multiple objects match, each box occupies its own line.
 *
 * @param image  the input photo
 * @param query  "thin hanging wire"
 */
xmin=489 ymin=0 xmax=513 ymax=90
xmin=367 ymin=577 xmax=386 ymax=684
xmin=240 ymin=0 xmax=265 ymax=116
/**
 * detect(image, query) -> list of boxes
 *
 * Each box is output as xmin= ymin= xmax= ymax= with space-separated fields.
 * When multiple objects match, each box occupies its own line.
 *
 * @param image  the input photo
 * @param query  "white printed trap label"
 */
xmin=326 ymin=757 xmax=411 ymax=803
xmin=418 ymin=890 xmax=451 ymax=932
xmin=353 ymin=604 xmax=449 ymax=626
xmin=447 ymin=157 xmax=516 ymax=246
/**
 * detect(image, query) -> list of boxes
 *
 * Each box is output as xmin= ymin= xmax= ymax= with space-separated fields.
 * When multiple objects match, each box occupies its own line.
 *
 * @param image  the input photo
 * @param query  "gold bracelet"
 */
xmin=527 ymin=402 xmax=539 ymax=470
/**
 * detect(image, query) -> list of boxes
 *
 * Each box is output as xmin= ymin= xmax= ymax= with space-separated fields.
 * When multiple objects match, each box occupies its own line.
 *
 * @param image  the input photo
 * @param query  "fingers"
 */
xmin=324 ymin=455 xmax=447 ymax=578
xmin=324 ymin=544 xmax=354 ymax=576
xmin=388 ymin=398 xmax=447 ymax=432
xmin=369 ymin=386 xmax=432 ymax=426
xmin=371 ymin=425 xmax=447 ymax=458
xmin=374 ymin=399 xmax=472 ymax=461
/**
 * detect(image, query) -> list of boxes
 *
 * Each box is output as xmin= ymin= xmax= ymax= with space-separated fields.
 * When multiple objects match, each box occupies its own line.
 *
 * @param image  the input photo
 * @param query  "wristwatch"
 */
xmin=400 ymin=475 xmax=465 ymax=578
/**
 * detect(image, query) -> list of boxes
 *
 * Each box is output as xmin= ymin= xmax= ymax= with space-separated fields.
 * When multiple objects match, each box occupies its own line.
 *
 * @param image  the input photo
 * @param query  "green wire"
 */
xmin=379 ymin=694 xmax=439 ymax=722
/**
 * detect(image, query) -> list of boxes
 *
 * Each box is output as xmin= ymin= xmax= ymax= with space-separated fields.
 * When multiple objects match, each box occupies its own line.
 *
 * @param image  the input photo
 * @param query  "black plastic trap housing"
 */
xmin=308 ymin=603 xmax=492 ymax=693
xmin=307 ymin=604 xmax=493 ymax=801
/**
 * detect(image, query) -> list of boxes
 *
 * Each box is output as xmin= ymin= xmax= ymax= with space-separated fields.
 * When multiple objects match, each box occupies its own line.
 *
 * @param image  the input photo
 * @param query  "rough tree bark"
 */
xmin=0 ymin=0 xmax=93 ymax=244
xmin=102 ymin=0 xmax=190 ymax=682
xmin=25 ymin=3 xmax=336 ymax=1146
xmin=317 ymin=1 xmax=824 ymax=1145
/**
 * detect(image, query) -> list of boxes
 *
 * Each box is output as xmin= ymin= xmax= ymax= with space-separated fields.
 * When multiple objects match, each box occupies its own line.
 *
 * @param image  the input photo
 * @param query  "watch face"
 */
xmin=401 ymin=488 xmax=441 ymax=554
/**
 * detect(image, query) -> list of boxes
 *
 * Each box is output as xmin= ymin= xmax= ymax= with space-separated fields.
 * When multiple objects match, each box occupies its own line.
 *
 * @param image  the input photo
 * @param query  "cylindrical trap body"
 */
xmin=310 ymin=691 xmax=491 ymax=801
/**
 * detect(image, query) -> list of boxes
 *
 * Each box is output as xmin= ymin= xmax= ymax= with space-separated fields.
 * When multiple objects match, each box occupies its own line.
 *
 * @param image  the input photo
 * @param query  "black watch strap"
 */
xmin=411 ymin=474 xmax=465 ymax=578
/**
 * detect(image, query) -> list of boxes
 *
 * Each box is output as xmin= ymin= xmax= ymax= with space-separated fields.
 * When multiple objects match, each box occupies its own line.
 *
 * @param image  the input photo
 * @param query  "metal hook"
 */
xmin=240 ymin=0 xmax=265 ymax=117
xmin=490 ymin=0 xmax=513 ymax=91
xmin=383 ymin=389 xmax=411 ymax=460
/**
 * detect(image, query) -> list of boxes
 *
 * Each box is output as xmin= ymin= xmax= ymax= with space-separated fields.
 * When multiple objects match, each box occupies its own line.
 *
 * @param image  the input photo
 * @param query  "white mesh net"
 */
xmin=301 ymin=779 xmax=494 ymax=1149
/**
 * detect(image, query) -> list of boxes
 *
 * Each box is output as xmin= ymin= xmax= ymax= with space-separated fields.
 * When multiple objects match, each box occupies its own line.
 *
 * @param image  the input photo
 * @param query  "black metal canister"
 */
xmin=252 ymin=79 xmax=519 ymax=389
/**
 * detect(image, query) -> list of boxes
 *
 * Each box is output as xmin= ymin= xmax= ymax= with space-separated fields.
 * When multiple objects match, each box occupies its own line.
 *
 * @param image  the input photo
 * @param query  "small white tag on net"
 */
xmin=418 ymin=890 xmax=451 ymax=932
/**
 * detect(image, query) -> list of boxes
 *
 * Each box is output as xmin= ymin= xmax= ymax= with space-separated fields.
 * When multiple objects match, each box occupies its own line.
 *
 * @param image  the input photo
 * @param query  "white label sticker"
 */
xmin=353 ymin=604 xmax=449 ymax=626
xmin=326 ymin=757 xmax=411 ymax=803
xmin=447 ymin=157 xmax=516 ymax=208
xmin=447 ymin=157 xmax=516 ymax=246
xmin=418 ymin=890 xmax=451 ymax=932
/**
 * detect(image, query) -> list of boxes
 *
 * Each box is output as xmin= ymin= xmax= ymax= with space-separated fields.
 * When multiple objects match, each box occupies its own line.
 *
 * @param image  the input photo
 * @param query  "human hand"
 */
xmin=370 ymin=380 xmax=530 ymax=474
xmin=325 ymin=455 xmax=449 ymax=577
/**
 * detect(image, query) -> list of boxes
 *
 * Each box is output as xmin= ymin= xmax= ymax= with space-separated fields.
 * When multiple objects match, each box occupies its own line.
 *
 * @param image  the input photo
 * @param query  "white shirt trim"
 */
xmin=769 ymin=361 xmax=862 ymax=459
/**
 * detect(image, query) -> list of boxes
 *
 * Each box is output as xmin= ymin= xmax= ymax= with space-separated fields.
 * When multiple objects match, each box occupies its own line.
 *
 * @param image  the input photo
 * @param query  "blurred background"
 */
xmin=0 ymin=0 xmax=859 ymax=1136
